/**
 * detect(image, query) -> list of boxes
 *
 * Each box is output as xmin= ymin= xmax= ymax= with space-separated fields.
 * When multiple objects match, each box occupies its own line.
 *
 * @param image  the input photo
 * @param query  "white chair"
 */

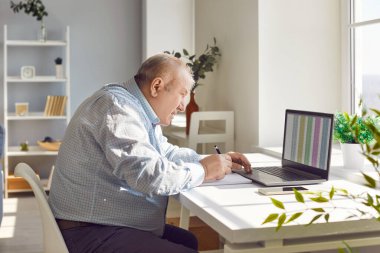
xmin=168 ymin=111 xmax=234 ymax=153
xmin=0 ymin=125 xmax=4 ymax=226
xmin=14 ymin=163 xmax=69 ymax=253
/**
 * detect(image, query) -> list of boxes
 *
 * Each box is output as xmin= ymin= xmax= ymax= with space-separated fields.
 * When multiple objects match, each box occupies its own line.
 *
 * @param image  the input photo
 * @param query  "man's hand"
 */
xmin=200 ymin=154 xmax=232 ymax=181
xmin=227 ymin=152 xmax=252 ymax=174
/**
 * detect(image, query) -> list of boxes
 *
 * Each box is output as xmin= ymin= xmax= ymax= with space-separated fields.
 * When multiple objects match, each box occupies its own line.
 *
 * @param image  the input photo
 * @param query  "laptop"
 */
xmin=235 ymin=109 xmax=334 ymax=186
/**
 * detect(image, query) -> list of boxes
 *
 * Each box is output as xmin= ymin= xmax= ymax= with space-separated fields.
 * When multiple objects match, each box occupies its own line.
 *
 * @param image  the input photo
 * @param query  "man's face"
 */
xmin=150 ymin=68 xmax=192 ymax=126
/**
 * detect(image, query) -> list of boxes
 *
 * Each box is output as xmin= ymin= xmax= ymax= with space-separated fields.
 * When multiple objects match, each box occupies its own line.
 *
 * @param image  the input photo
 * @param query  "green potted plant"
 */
xmin=10 ymin=0 xmax=48 ymax=41
xmin=334 ymin=111 xmax=376 ymax=170
xmin=165 ymin=38 xmax=221 ymax=135
xmin=263 ymin=103 xmax=380 ymax=252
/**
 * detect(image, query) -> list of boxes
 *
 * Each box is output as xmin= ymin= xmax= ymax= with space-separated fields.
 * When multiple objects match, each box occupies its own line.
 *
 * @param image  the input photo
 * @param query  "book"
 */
xmin=53 ymin=96 xmax=62 ymax=116
xmin=59 ymin=96 xmax=68 ymax=116
xmin=43 ymin=96 xmax=52 ymax=116
xmin=43 ymin=95 xmax=68 ymax=116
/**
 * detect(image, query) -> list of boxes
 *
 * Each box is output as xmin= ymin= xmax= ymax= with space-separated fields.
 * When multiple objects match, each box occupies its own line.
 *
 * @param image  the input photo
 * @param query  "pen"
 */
xmin=214 ymin=145 xmax=221 ymax=154
xmin=214 ymin=145 xmax=238 ymax=173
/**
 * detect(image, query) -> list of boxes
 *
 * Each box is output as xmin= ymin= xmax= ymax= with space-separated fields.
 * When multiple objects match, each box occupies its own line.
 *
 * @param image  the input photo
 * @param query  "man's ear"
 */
xmin=150 ymin=77 xmax=164 ymax=97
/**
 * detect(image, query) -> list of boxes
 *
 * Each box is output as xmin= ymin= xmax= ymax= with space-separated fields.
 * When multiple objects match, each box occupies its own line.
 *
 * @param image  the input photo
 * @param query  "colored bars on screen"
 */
xmin=284 ymin=114 xmax=331 ymax=170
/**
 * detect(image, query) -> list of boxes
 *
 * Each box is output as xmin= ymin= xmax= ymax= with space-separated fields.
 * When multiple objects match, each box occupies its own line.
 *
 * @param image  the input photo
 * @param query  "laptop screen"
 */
xmin=283 ymin=110 xmax=332 ymax=170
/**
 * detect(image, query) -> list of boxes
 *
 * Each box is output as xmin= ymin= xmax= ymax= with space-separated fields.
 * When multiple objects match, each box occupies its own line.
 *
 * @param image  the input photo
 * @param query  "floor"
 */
xmin=0 ymin=195 xmax=219 ymax=253
xmin=0 ymin=194 xmax=43 ymax=253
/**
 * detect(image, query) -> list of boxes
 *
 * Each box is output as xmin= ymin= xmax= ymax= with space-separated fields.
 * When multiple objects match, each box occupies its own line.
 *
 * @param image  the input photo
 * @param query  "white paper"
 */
xmin=200 ymin=173 xmax=252 ymax=186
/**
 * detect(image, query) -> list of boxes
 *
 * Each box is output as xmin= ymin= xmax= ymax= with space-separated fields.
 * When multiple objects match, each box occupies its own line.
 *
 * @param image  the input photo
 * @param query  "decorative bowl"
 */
xmin=37 ymin=141 xmax=62 ymax=151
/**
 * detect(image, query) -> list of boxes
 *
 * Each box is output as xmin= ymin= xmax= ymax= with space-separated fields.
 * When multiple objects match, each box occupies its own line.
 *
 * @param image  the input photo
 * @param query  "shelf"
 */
xmin=6 ymin=40 xmax=66 ymax=46
xmin=3 ymin=25 xmax=70 ymax=198
xmin=7 ymin=76 xmax=66 ymax=82
xmin=7 ymin=112 xmax=67 ymax=120
xmin=7 ymin=187 xmax=50 ymax=193
xmin=7 ymin=175 xmax=50 ymax=192
xmin=7 ymin=146 xmax=59 ymax=156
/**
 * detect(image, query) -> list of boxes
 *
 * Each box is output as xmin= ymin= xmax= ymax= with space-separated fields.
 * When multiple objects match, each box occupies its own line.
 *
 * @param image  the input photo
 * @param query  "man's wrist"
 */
xmin=187 ymin=162 xmax=205 ymax=187
xmin=203 ymin=165 xmax=208 ymax=181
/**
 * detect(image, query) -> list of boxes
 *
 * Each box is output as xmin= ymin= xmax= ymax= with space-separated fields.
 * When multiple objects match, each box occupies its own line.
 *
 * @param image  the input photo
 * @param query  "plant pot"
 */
xmin=55 ymin=64 xmax=64 ymax=79
xmin=186 ymin=92 xmax=199 ymax=135
xmin=340 ymin=143 xmax=365 ymax=171
xmin=38 ymin=22 xmax=47 ymax=42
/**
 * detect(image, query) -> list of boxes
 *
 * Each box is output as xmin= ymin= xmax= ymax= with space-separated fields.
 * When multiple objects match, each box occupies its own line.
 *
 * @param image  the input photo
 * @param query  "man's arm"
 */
xmin=95 ymin=102 xmax=204 ymax=196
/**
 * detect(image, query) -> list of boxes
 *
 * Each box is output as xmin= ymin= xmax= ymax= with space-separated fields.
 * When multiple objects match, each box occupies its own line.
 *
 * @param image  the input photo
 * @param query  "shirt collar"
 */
xmin=123 ymin=78 xmax=160 ymax=126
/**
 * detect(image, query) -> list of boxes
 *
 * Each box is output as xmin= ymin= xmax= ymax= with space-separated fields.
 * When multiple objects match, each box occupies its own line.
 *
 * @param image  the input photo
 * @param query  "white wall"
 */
xmin=195 ymin=0 xmax=341 ymax=151
xmin=258 ymin=0 xmax=341 ymax=147
xmin=143 ymin=0 xmax=194 ymax=59
xmin=0 ymin=0 xmax=142 ymax=120
xmin=195 ymin=0 xmax=259 ymax=152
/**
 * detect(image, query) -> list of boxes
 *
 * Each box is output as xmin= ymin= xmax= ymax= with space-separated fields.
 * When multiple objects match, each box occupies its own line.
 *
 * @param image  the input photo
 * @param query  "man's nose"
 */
xmin=178 ymin=100 xmax=186 ymax=112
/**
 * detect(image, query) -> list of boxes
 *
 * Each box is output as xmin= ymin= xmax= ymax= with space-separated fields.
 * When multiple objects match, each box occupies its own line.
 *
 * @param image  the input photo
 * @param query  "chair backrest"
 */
xmin=0 ymin=125 xmax=4 ymax=159
xmin=14 ymin=163 xmax=69 ymax=253
xmin=188 ymin=111 xmax=234 ymax=151
xmin=0 ymin=125 xmax=4 ymax=226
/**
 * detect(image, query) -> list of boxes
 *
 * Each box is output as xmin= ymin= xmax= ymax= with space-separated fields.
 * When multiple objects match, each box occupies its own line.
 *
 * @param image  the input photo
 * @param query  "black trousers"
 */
xmin=61 ymin=223 xmax=198 ymax=253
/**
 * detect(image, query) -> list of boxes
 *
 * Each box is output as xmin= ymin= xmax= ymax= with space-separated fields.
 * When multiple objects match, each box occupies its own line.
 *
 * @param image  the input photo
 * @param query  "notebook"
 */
xmin=235 ymin=109 xmax=334 ymax=186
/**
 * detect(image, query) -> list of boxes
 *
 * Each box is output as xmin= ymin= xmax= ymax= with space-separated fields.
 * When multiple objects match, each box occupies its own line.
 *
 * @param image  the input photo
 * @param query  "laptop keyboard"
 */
xmin=255 ymin=166 xmax=310 ymax=181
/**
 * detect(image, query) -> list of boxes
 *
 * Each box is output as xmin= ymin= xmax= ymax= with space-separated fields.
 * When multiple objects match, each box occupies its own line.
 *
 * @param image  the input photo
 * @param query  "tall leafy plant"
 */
xmin=10 ymin=0 xmax=48 ymax=21
xmin=165 ymin=38 xmax=221 ymax=93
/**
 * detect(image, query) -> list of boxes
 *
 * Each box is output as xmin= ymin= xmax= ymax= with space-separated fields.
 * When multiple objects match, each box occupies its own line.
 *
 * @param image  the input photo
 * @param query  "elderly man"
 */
xmin=48 ymin=53 xmax=251 ymax=253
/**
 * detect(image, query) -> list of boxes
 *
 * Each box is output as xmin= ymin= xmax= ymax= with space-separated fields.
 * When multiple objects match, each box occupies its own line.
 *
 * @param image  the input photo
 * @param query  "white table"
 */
xmin=176 ymin=153 xmax=380 ymax=253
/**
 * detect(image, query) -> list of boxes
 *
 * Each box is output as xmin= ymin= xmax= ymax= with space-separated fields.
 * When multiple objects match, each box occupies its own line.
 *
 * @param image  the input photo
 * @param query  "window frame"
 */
xmin=345 ymin=0 xmax=380 ymax=114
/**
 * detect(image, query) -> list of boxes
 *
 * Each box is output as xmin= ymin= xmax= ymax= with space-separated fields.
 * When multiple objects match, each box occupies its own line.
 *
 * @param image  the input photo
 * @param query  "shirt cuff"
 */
xmin=186 ymin=162 xmax=205 ymax=188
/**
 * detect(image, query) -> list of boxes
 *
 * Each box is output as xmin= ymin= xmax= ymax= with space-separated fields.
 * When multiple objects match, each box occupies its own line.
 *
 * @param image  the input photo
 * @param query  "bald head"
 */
xmin=134 ymin=53 xmax=194 ymax=88
xmin=133 ymin=53 xmax=194 ymax=126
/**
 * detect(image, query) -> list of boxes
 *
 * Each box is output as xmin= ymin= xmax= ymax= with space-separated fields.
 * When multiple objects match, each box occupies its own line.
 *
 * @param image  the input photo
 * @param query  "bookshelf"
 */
xmin=3 ymin=25 xmax=70 ymax=197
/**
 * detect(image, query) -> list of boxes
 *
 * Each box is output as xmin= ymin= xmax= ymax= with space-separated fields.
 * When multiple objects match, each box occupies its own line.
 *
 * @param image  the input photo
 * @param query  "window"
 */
xmin=350 ymin=0 xmax=380 ymax=113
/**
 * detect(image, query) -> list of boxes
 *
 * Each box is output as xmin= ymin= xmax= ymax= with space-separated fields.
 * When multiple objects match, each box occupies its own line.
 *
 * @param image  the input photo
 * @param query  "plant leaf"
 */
xmin=362 ymin=173 xmax=376 ymax=188
xmin=345 ymin=214 xmax=357 ymax=219
xmin=312 ymin=208 xmax=325 ymax=212
xmin=286 ymin=212 xmax=303 ymax=224
xmin=310 ymin=196 xmax=329 ymax=203
xmin=329 ymin=186 xmax=335 ymax=200
xmin=262 ymin=213 xmax=279 ymax=225
xmin=337 ymin=188 xmax=349 ymax=195
xmin=350 ymin=114 xmax=358 ymax=127
xmin=324 ymin=213 xmax=330 ymax=222
xmin=367 ymin=193 xmax=374 ymax=206
xmin=306 ymin=214 xmax=322 ymax=226
xmin=371 ymin=108 xmax=380 ymax=117
xmin=271 ymin=198 xmax=285 ymax=209
xmin=276 ymin=213 xmax=286 ymax=231
xmin=342 ymin=241 xmax=354 ymax=253
xmin=293 ymin=188 xmax=304 ymax=203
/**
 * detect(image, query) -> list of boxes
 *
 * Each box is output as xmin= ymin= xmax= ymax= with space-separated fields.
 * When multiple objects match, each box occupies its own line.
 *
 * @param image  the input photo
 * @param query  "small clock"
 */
xmin=21 ymin=66 xmax=35 ymax=79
